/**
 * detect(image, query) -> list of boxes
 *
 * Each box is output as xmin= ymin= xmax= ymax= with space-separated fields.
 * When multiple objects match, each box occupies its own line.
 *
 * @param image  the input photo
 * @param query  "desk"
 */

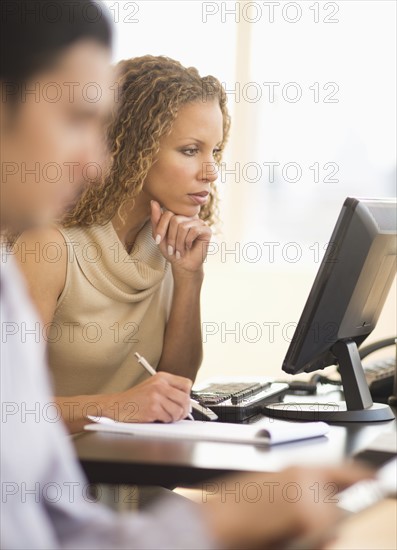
xmin=74 ymin=411 xmax=396 ymax=487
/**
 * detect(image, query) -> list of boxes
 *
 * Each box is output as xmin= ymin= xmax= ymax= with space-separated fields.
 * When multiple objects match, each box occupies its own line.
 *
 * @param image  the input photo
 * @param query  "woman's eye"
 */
xmin=213 ymin=148 xmax=222 ymax=157
xmin=182 ymin=148 xmax=199 ymax=156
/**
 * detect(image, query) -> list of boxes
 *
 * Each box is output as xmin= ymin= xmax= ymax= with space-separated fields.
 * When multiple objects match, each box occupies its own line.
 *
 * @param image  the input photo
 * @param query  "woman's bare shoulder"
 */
xmin=14 ymin=226 xmax=68 ymax=321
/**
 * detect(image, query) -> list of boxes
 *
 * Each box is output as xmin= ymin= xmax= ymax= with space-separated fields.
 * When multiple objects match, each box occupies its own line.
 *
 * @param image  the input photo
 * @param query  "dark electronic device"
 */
xmin=263 ymin=197 xmax=397 ymax=422
xmin=285 ymin=338 xmax=396 ymax=402
xmin=192 ymin=381 xmax=288 ymax=423
xmin=190 ymin=400 xmax=219 ymax=422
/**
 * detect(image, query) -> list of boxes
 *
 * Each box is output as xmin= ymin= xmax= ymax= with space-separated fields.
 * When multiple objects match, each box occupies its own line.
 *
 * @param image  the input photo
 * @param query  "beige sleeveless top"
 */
xmin=47 ymin=221 xmax=173 ymax=397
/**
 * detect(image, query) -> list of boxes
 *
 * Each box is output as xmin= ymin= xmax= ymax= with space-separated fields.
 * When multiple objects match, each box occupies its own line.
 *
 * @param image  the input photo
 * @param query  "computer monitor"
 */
xmin=264 ymin=197 xmax=396 ymax=422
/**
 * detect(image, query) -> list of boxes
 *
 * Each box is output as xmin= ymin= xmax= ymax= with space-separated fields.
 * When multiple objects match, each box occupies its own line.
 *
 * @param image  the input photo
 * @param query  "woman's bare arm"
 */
xmin=14 ymin=227 xmax=67 ymax=326
xmin=14 ymin=228 xmax=193 ymax=434
xmin=157 ymin=270 xmax=204 ymax=380
xmin=150 ymin=200 xmax=212 ymax=381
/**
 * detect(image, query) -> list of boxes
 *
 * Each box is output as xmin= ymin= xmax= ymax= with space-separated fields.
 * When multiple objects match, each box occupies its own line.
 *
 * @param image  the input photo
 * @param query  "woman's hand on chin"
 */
xmin=150 ymin=200 xmax=212 ymax=277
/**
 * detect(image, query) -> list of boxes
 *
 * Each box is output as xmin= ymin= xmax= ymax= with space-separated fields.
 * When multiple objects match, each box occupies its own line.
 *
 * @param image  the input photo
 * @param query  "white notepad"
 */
xmin=85 ymin=415 xmax=329 ymax=446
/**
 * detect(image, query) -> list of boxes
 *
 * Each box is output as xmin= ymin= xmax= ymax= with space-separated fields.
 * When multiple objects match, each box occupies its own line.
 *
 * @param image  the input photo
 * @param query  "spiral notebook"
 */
xmin=85 ymin=415 xmax=329 ymax=446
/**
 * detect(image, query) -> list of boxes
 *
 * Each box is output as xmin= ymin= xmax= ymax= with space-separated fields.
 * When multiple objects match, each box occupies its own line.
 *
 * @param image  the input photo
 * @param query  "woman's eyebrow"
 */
xmin=177 ymin=137 xmax=204 ymax=144
xmin=177 ymin=137 xmax=223 ymax=145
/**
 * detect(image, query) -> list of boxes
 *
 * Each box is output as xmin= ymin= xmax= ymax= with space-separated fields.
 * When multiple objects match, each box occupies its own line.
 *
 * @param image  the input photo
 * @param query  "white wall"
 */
xmin=103 ymin=1 xmax=397 ymax=380
xmin=198 ymin=260 xmax=396 ymax=382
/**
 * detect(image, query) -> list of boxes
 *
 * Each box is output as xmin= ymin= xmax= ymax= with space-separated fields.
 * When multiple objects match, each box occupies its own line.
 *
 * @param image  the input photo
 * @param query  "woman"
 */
xmin=16 ymin=55 xmax=230 ymax=433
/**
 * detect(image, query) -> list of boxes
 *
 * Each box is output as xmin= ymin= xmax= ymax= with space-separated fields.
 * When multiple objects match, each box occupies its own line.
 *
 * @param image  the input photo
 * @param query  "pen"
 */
xmin=134 ymin=352 xmax=195 ymax=421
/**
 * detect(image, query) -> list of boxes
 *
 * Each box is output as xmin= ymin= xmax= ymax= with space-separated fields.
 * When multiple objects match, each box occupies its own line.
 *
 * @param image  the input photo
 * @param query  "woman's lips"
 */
xmin=188 ymin=192 xmax=209 ymax=205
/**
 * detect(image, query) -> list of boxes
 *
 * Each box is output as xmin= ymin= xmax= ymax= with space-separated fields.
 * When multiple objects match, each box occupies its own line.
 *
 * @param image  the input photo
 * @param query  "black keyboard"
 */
xmin=191 ymin=381 xmax=289 ymax=423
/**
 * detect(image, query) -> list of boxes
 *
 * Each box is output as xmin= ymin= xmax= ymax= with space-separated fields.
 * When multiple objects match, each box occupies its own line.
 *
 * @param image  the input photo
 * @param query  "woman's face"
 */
xmin=143 ymin=100 xmax=224 ymax=217
xmin=0 ymin=40 xmax=113 ymax=232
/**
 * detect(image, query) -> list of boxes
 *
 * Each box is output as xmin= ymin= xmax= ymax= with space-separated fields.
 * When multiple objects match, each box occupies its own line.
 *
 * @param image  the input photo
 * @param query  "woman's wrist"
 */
xmin=55 ymin=394 xmax=111 ymax=433
xmin=99 ymin=391 xmax=122 ymax=420
xmin=172 ymin=265 xmax=204 ymax=285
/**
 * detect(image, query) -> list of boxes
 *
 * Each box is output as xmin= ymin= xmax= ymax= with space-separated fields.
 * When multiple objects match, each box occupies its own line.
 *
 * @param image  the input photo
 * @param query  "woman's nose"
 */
xmin=201 ymin=160 xmax=218 ymax=182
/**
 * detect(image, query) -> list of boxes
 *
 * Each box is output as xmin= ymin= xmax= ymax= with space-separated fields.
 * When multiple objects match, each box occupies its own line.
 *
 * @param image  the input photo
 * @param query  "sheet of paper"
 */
xmin=86 ymin=415 xmax=329 ymax=446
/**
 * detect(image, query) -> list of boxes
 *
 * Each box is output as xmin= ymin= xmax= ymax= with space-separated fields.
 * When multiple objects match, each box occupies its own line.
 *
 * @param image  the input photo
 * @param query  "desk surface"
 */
xmin=74 ymin=406 xmax=396 ymax=487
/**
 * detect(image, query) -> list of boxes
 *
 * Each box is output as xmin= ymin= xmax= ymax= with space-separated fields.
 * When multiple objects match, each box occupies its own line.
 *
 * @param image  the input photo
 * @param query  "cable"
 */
xmin=310 ymin=374 xmax=342 ymax=386
xmin=358 ymin=337 xmax=397 ymax=360
xmin=280 ymin=338 xmax=397 ymax=396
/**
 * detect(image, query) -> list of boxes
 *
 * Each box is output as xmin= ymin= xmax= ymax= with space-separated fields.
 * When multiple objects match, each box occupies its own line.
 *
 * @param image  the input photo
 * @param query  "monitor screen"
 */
xmin=283 ymin=197 xmax=397 ymax=375
xmin=264 ymin=197 xmax=396 ymax=422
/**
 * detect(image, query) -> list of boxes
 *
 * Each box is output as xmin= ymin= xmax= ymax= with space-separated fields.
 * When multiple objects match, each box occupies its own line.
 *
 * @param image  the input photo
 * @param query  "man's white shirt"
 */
xmin=0 ymin=251 xmax=216 ymax=549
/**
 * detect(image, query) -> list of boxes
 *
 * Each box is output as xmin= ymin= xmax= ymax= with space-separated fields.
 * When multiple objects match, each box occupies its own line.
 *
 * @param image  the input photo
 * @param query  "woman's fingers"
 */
xmin=184 ymin=224 xmax=211 ymax=250
xmin=119 ymin=372 xmax=192 ymax=423
xmin=163 ymin=215 xmax=183 ymax=256
xmin=171 ymin=220 xmax=210 ymax=258
xmin=148 ymin=378 xmax=191 ymax=422
xmin=159 ymin=214 xmax=194 ymax=257
xmin=155 ymin=371 xmax=193 ymax=394
xmin=150 ymin=203 xmax=211 ymax=263
xmin=175 ymin=222 xmax=196 ymax=257
xmin=159 ymin=393 xmax=190 ymax=422
xmin=150 ymin=202 xmax=174 ymax=244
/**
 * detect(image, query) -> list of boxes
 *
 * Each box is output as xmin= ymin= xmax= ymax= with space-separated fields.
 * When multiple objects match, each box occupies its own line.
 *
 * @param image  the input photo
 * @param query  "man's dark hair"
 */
xmin=0 ymin=0 xmax=112 ymax=86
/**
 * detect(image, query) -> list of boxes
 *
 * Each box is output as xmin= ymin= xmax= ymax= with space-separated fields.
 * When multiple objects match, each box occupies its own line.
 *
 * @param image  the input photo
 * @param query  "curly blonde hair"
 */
xmin=62 ymin=55 xmax=231 ymax=228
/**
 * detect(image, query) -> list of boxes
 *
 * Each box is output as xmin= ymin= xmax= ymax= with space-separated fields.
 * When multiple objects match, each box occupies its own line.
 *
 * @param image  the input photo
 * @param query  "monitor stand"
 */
xmin=263 ymin=339 xmax=394 ymax=422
